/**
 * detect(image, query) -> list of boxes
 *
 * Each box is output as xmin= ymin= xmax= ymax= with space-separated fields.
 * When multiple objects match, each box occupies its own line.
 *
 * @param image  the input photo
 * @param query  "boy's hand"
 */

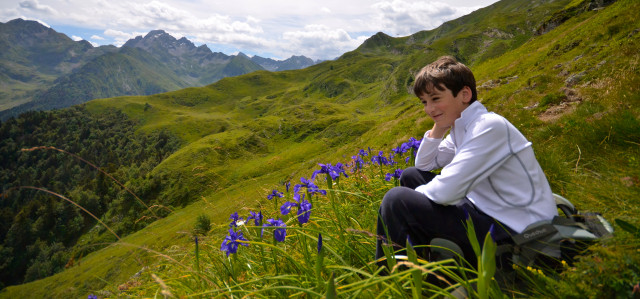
xmin=428 ymin=123 xmax=449 ymax=139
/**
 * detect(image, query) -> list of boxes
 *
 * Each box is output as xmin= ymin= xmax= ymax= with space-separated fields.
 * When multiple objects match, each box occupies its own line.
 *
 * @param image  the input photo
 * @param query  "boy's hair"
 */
xmin=413 ymin=56 xmax=477 ymax=103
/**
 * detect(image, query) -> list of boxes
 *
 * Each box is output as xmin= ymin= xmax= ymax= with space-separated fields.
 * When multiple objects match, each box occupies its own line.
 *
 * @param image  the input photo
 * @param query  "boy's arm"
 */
xmin=414 ymin=126 xmax=455 ymax=170
xmin=427 ymin=122 xmax=449 ymax=139
xmin=415 ymin=116 xmax=515 ymax=205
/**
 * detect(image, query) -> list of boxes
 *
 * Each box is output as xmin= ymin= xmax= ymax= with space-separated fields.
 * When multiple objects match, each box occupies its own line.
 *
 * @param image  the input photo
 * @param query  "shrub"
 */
xmin=193 ymin=214 xmax=211 ymax=236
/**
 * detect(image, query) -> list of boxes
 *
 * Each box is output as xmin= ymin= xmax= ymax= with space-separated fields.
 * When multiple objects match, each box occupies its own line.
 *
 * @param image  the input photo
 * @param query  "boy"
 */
xmin=375 ymin=56 xmax=557 ymax=266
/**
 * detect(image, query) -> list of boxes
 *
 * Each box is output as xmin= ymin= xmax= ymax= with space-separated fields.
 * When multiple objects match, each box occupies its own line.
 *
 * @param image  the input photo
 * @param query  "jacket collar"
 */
xmin=454 ymin=101 xmax=487 ymax=131
xmin=451 ymin=101 xmax=487 ymax=145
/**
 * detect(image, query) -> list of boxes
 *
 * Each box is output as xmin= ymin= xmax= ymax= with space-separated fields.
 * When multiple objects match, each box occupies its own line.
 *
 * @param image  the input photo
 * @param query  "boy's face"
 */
xmin=418 ymin=84 xmax=472 ymax=129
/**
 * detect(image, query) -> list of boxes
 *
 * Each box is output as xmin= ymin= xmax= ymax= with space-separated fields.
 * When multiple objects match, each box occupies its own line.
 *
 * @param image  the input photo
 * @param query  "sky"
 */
xmin=0 ymin=0 xmax=500 ymax=61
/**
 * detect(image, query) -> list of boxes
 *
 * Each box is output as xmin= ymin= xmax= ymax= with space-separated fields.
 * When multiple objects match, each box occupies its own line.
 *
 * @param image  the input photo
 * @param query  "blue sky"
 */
xmin=1 ymin=0 xmax=500 ymax=60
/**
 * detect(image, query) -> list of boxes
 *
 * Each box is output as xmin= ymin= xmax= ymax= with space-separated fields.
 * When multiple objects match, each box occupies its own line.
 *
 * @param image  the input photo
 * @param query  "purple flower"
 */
xmin=267 ymin=189 xmax=284 ymax=200
xmin=392 ymin=145 xmax=407 ymax=156
xmin=489 ymin=224 xmax=497 ymax=242
xmin=407 ymin=137 xmax=422 ymax=150
xmin=333 ymin=162 xmax=349 ymax=179
xmin=229 ymin=212 xmax=244 ymax=227
xmin=385 ymin=169 xmax=404 ymax=181
xmin=294 ymin=177 xmax=327 ymax=196
xmin=293 ymin=192 xmax=304 ymax=202
xmin=88 ymin=295 xmax=98 ymax=299
xmin=317 ymin=233 xmax=323 ymax=253
xmin=311 ymin=163 xmax=332 ymax=180
xmin=312 ymin=163 xmax=350 ymax=181
xmin=285 ymin=181 xmax=291 ymax=192
xmin=297 ymin=199 xmax=312 ymax=224
xmin=280 ymin=201 xmax=297 ymax=215
xmin=358 ymin=149 xmax=368 ymax=157
xmin=220 ymin=228 xmax=249 ymax=256
xmin=463 ymin=207 xmax=470 ymax=221
xmin=387 ymin=153 xmax=398 ymax=165
xmin=371 ymin=151 xmax=389 ymax=166
xmin=247 ymin=211 xmax=263 ymax=226
xmin=351 ymin=155 xmax=366 ymax=172
xmin=263 ymin=218 xmax=287 ymax=242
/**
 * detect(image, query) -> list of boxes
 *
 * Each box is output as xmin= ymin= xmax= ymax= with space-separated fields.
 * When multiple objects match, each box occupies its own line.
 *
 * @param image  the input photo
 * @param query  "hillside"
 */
xmin=0 ymin=22 xmax=316 ymax=120
xmin=1 ymin=0 xmax=639 ymax=297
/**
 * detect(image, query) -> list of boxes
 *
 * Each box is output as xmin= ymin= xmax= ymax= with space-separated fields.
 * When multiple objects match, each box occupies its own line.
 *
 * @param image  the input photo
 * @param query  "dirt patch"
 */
xmin=539 ymin=102 xmax=578 ymax=121
xmin=538 ymin=87 xmax=583 ymax=122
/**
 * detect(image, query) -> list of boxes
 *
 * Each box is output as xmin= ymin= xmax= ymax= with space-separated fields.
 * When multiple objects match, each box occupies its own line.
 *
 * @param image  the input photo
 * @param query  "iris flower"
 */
xmin=311 ymin=163 xmax=333 ymax=180
xmin=220 ymin=228 xmax=249 ymax=256
xmin=247 ymin=211 xmax=263 ymax=226
xmin=311 ymin=163 xmax=348 ymax=181
xmin=488 ymin=224 xmax=497 ymax=242
xmin=294 ymin=177 xmax=326 ymax=196
xmin=280 ymin=201 xmax=297 ymax=215
xmin=407 ymin=137 xmax=422 ymax=150
xmin=385 ymin=169 xmax=404 ymax=181
xmin=351 ymin=155 xmax=366 ymax=172
xmin=263 ymin=218 xmax=287 ymax=242
xmin=333 ymin=163 xmax=349 ymax=178
xmin=229 ymin=212 xmax=244 ymax=227
xmin=267 ymin=189 xmax=284 ymax=200
xmin=392 ymin=145 xmax=406 ymax=156
xmin=371 ymin=151 xmax=389 ymax=166
xmin=297 ymin=199 xmax=312 ymax=224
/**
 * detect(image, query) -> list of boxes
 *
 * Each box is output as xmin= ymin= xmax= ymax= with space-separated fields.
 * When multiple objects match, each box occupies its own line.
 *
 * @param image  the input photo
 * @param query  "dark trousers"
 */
xmin=375 ymin=167 xmax=514 ymax=267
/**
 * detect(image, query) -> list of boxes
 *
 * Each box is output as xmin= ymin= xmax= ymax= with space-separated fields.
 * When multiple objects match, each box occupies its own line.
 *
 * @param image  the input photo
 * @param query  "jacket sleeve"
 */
xmin=415 ymin=117 xmax=513 ymax=205
xmin=414 ymin=130 xmax=455 ymax=171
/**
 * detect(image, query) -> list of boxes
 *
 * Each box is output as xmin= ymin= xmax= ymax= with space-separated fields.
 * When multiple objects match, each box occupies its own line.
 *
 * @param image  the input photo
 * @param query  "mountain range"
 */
xmin=0 ymin=19 xmax=318 ymax=120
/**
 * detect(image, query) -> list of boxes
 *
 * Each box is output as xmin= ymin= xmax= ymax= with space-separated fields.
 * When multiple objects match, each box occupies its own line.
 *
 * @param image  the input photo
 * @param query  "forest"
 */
xmin=0 ymin=107 xmax=181 ymax=287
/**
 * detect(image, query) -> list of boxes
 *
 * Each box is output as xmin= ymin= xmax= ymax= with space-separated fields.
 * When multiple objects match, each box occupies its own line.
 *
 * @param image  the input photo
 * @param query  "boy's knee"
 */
xmin=380 ymin=187 xmax=410 ymax=213
xmin=399 ymin=167 xmax=420 ymax=182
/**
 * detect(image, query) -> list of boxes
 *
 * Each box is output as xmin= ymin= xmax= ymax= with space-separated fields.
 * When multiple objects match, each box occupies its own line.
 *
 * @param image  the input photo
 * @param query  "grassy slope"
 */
xmin=2 ymin=0 xmax=639 ymax=297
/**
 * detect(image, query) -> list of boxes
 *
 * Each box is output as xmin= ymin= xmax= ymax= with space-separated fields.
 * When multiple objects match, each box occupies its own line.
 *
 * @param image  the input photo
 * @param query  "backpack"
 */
xmin=502 ymin=193 xmax=614 ymax=268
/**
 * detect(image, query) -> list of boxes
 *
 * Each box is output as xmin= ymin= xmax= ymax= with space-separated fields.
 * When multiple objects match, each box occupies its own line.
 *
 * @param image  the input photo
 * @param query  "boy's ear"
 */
xmin=461 ymin=86 xmax=472 ymax=104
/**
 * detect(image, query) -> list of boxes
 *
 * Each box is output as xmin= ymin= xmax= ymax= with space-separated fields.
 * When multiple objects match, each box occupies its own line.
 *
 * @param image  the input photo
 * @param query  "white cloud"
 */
xmin=71 ymin=35 xmax=82 ymax=41
xmin=85 ymin=1 xmax=268 ymax=50
xmin=18 ymin=0 xmax=57 ymax=15
xmin=372 ymin=0 xmax=480 ymax=36
xmin=0 ymin=0 xmax=499 ymax=60
xmin=130 ymin=1 xmax=190 ymax=26
xmin=283 ymin=24 xmax=368 ymax=59
xmin=104 ymin=29 xmax=145 ymax=46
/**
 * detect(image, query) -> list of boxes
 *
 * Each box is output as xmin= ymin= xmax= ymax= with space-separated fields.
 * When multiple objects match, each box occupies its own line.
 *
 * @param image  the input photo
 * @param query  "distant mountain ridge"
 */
xmin=0 ymin=20 xmax=317 ymax=120
xmin=251 ymin=54 xmax=319 ymax=71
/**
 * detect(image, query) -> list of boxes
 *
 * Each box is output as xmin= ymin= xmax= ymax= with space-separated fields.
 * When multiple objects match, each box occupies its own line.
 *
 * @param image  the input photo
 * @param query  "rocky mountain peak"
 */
xmin=123 ymin=30 xmax=203 ymax=57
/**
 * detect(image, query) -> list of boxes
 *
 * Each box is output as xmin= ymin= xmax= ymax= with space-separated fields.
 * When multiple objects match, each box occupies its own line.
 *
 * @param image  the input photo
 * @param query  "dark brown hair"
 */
xmin=413 ymin=56 xmax=477 ymax=103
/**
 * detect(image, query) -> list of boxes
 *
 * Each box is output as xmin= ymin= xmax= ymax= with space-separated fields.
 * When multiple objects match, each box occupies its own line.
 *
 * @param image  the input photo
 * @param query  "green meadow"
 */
xmin=1 ymin=0 xmax=639 ymax=297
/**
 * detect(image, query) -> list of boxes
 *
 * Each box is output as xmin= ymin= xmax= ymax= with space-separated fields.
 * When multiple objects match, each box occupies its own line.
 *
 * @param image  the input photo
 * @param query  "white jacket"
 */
xmin=414 ymin=101 xmax=557 ymax=233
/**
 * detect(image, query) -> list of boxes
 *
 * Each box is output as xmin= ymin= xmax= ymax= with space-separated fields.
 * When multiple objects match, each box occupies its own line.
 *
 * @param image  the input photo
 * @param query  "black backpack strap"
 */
xmin=511 ymin=222 xmax=558 ymax=245
xmin=552 ymin=215 xmax=589 ymax=230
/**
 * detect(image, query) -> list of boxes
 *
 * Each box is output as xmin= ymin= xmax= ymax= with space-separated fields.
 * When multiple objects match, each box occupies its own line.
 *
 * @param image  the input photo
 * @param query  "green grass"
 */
xmin=2 ymin=0 xmax=640 ymax=297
